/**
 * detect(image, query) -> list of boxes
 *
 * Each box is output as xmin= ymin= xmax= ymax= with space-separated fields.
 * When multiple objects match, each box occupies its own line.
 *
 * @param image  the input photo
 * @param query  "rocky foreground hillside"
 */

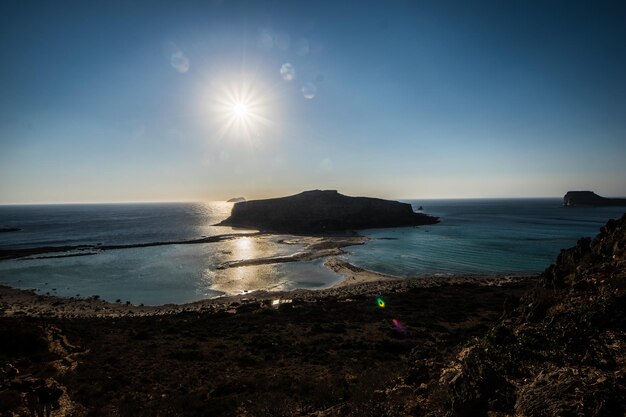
xmin=415 ymin=213 xmax=626 ymax=416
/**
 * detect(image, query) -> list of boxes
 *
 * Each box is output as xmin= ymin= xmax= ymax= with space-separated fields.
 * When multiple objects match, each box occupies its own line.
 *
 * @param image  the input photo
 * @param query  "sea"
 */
xmin=0 ymin=199 xmax=624 ymax=305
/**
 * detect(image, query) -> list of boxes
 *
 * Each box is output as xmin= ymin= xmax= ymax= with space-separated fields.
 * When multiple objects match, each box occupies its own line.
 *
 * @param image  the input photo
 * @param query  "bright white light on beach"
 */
xmin=271 ymin=298 xmax=293 ymax=308
xmin=210 ymin=79 xmax=272 ymax=142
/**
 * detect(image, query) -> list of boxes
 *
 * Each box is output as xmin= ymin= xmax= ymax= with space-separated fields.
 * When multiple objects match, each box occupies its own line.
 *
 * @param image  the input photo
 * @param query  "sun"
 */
xmin=232 ymin=102 xmax=249 ymax=119
xmin=210 ymin=80 xmax=273 ymax=143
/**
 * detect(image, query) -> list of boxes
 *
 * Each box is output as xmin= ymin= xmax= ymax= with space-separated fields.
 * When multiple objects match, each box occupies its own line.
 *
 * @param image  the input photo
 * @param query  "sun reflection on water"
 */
xmin=234 ymin=236 xmax=256 ymax=258
xmin=208 ymin=236 xmax=283 ymax=294
xmin=202 ymin=236 xmax=341 ymax=296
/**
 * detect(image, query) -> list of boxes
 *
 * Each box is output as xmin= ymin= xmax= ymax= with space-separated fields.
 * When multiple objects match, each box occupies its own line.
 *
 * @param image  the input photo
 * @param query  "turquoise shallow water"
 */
xmin=345 ymin=199 xmax=626 ymax=276
xmin=0 ymin=232 xmax=341 ymax=305
xmin=0 ymin=199 xmax=624 ymax=304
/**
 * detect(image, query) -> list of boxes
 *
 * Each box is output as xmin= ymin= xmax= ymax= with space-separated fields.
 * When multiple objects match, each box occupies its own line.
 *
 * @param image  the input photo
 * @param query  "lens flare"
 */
xmin=392 ymin=318 xmax=406 ymax=333
xmin=170 ymin=50 xmax=190 ymax=73
xmin=301 ymin=82 xmax=317 ymax=99
xmin=377 ymin=297 xmax=385 ymax=308
xmin=280 ymin=63 xmax=296 ymax=81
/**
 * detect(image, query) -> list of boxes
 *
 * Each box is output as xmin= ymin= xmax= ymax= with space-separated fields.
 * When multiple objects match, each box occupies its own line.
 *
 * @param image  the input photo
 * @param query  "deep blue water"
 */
xmin=0 ymin=202 xmax=239 ymax=249
xmin=0 ymin=199 xmax=624 ymax=304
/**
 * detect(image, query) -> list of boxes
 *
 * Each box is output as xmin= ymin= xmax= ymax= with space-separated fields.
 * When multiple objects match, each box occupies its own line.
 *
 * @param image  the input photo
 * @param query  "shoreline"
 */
xmin=0 ymin=232 xmax=538 ymax=308
xmin=0 ymin=267 xmax=537 ymax=318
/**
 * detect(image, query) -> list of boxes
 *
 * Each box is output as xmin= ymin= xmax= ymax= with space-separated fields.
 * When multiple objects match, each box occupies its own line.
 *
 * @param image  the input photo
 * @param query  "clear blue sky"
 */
xmin=1 ymin=0 xmax=625 ymax=203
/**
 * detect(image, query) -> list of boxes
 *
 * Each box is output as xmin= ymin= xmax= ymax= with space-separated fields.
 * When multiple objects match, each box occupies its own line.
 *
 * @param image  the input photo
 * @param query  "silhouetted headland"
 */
xmin=217 ymin=190 xmax=439 ymax=233
xmin=564 ymin=191 xmax=626 ymax=207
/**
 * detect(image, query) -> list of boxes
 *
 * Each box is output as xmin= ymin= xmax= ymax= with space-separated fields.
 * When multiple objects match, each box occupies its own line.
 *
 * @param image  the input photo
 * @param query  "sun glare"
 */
xmin=232 ymin=102 xmax=249 ymax=119
xmin=210 ymin=79 xmax=273 ymax=143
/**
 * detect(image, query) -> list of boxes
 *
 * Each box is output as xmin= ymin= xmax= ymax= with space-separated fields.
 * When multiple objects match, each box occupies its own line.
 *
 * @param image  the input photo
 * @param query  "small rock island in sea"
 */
xmin=217 ymin=189 xmax=439 ymax=233
xmin=227 ymin=197 xmax=246 ymax=203
xmin=563 ymin=191 xmax=626 ymax=207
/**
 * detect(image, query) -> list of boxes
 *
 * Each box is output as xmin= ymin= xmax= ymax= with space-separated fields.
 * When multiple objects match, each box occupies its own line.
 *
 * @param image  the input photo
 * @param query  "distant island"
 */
xmin=0 ymin=227 xmax=20 ymax=233
xmin=227 ymin=197 xmax=246 ymax=203
xmin=217 ymin=190 xmax=439 ymax=233
xmin=563 ymin=191 xmax=626 ymax=207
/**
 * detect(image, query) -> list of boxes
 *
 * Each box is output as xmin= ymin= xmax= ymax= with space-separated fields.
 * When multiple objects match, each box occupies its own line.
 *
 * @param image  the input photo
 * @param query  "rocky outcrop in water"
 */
xmin=227 ymin=197 xmax=246 ymax=203
xmin=217 ymin=190 xmax=439 ymax=233
xmin=430 ymin=212 xmax=626 ymax=416
xmin=564 ymin=191 xmax=626 ymax=207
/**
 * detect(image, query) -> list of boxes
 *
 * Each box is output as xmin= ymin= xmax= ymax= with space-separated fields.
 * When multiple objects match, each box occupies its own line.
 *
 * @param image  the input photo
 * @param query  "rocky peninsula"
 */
xmin=564 ymin=191 xmax=626 ymax=207
xmin=217 ymin=190 xmax=439 ymax=233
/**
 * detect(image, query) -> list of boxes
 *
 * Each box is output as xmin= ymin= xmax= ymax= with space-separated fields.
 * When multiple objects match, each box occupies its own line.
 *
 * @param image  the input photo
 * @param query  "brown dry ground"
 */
xmin=0 ymin=276 xmax=534 ymax=416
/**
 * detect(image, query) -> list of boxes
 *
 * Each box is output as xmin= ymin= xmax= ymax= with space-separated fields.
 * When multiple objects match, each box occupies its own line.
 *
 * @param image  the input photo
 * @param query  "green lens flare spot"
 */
xmin=377 ymin=297 xmax=385 ymax=308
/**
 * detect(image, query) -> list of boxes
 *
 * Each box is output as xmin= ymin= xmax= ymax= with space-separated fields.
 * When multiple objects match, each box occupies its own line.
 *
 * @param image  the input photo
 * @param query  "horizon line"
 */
xmin=0 ymin=195 xmax=573 ymax=206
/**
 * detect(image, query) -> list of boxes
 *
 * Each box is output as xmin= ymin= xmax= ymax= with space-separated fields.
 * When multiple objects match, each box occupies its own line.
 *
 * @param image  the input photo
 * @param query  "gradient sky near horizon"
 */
xmin=1 ymin=0 xmax=625 ymax=203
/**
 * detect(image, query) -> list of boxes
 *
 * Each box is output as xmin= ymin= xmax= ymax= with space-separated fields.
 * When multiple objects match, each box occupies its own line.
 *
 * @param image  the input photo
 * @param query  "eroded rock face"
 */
xmin=434 ymin=212 xmax=626 ymax=417
xmin=564 ymin=191 xmax=626 ymax=207
xmin=217 ymin=190 xmax=439 ymax=233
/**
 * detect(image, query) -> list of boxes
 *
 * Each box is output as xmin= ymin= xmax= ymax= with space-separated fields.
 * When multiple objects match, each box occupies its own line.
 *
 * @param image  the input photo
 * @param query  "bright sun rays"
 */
xmin=211 ymin=80 xmax=273 ymax=144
